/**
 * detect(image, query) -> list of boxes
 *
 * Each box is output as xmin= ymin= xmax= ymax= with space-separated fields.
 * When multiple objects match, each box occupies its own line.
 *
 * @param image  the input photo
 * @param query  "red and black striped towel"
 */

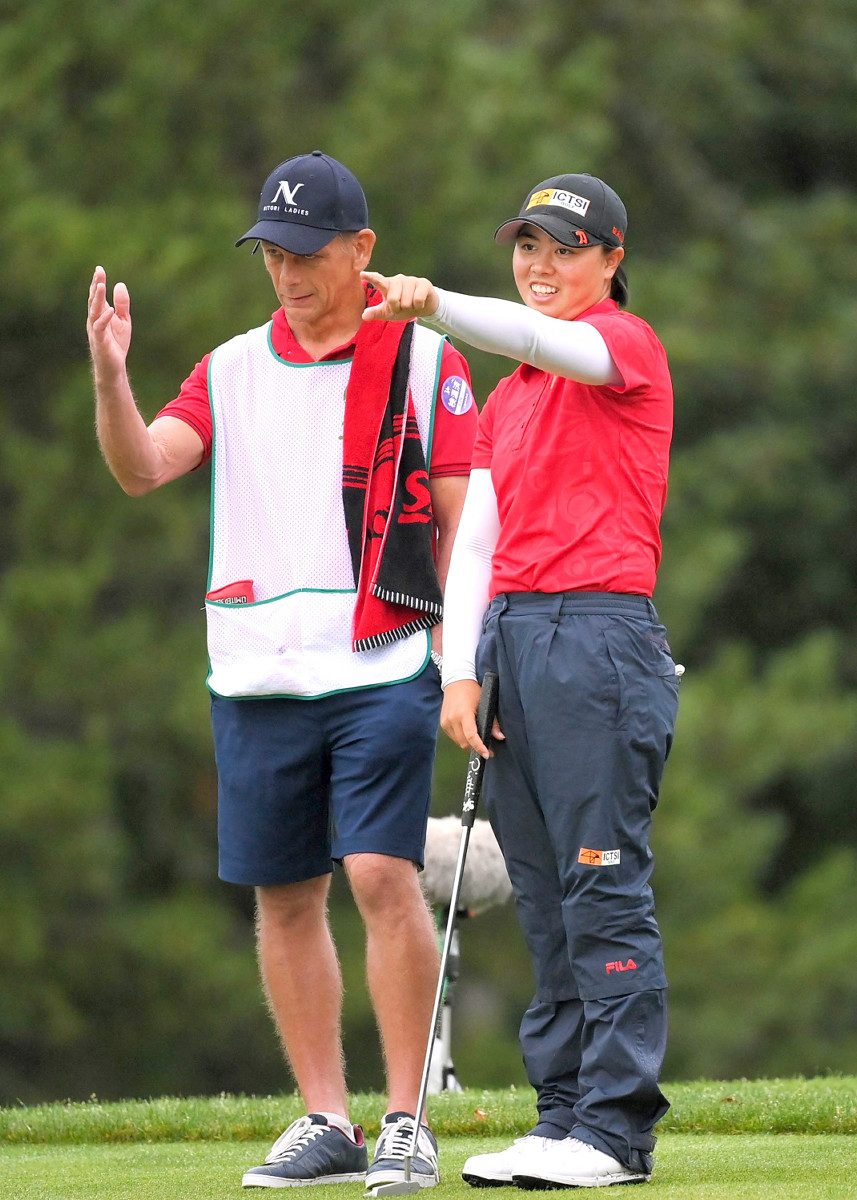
xmin=342 ymin=317 xmax=443 ymax=652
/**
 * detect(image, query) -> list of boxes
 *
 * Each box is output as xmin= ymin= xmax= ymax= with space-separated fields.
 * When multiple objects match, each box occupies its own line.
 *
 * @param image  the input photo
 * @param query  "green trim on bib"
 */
xmin=266 ymin=321 xmax=354 ymax=367
xmin=206 ymin=347 xmax=220 ymax=688
xmin=425 ymin=333 xmax=447 ymax=471
xmin=206 ymin=349 xmax=218 ymax=592
xmin=205 ymin=586 xmax=356 ymax=609
xmin=205 ymin=630 xmax=432 ymax=701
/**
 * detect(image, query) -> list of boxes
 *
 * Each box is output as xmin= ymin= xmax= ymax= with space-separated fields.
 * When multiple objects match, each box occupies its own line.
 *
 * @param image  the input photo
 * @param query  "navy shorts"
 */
xmin=211 ymin=665 xmax=442 ymax=887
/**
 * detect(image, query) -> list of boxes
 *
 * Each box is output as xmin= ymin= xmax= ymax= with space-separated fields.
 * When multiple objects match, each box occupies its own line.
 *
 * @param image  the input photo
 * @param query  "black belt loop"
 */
xmin=550 ymin=594 xmax=564 ymax=623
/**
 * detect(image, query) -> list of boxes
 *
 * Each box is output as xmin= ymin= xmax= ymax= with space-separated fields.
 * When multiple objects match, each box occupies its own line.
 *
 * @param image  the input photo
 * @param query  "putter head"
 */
xmin=366 ymin=1156 xmax=421 ymax=1199
xmin=366 ymin=1183 xmax=422 ymax=1197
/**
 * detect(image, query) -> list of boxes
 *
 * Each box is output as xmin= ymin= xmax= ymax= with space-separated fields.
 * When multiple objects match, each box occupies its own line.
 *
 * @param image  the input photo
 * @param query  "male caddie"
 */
xmin=87 ymin=150 xmax=478 ymax=1190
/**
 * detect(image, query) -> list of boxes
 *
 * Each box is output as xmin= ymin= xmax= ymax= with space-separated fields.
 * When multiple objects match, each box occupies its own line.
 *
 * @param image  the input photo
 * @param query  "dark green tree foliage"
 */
xmin=2 ymin=0 xmax=857 ymax=1101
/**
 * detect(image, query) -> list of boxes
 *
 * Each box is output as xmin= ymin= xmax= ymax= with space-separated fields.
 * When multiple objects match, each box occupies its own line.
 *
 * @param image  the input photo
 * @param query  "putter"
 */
xmin=369 ymin=671 xmax=500 ymax=1197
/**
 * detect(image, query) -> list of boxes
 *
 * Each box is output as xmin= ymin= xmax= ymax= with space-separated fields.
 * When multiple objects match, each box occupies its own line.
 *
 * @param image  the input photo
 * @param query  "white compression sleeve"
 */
xmin=441 ymin=468 xmax=501 ymax=688
xmin=425 ymin=288 xmax=621 ymax=385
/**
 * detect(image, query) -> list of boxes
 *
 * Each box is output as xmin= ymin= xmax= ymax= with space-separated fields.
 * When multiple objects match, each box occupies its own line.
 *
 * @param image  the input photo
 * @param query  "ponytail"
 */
xmin=610 ymin=263 xmax=629 ymax=308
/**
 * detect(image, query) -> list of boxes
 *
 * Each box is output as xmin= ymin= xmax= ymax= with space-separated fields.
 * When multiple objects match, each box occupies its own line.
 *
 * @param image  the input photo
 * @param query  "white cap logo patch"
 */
xmin=441 ymin=376 xmax=474 ymax=416
xmin=264 ymin=181 xmax=310 ymax=217
xmin=527 ymin=188 xmax=591 ymax=218
xmin=271 ymin=180 xmax=304 ymax=206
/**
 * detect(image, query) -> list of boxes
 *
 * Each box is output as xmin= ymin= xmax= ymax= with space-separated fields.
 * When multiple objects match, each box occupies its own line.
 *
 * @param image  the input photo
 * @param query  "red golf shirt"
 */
xmin=471 ymin=298 xmax=673 ymax=598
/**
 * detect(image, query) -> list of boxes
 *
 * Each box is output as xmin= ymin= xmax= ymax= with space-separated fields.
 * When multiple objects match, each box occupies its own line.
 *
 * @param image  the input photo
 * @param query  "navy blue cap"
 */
xmin=495 ymin=174 xmax=627 ymax=249
xmin=236 ymin=151 xmax=369 ymax=254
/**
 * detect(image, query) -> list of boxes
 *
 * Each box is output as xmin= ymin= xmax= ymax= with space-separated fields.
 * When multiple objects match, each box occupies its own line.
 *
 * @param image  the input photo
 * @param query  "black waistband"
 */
xmin=489 ymin=591 xmax=657 ymax=619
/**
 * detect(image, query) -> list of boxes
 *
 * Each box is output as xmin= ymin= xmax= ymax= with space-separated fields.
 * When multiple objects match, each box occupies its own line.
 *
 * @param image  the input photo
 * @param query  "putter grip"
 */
xmin=461 ymin=671 xmax=499 ymax=828
xmin=476 ymin=670 xmax=500 ymax=744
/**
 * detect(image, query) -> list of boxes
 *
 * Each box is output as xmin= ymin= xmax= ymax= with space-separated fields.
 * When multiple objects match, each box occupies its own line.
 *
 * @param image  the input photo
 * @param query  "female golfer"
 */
xmin=363 ymin=172 xmax=679 ymax=1190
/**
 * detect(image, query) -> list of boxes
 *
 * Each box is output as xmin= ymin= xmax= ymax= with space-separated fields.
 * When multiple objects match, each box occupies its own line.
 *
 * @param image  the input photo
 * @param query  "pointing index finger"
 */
xmin=361 ymin=270 xmax=388 ymax=291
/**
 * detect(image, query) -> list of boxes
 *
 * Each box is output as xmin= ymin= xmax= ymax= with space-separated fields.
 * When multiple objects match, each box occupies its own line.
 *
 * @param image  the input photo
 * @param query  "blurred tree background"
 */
xmin=2 ymin=0 xmax=857 ymax=1105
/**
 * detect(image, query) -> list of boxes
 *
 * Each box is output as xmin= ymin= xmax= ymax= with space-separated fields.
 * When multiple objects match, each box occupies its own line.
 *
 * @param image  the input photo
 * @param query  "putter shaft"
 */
xmin=370 ymin=675 xmax=499 ymax=1197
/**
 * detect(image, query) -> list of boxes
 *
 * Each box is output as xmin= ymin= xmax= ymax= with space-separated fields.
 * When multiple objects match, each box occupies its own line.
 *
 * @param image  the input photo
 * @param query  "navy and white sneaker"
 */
xmin=242 ymin=1113 xmax=368 ymax=1188
xmin=365 ymin=1112 xmax=439 ymax=1191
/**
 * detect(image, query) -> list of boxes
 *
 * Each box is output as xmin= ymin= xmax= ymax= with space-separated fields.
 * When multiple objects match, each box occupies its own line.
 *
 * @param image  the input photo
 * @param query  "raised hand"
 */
xmin=361 ymin=270 xmax=440 ymax=322
xmin=87 ymin=266 xmax=132 ymax=379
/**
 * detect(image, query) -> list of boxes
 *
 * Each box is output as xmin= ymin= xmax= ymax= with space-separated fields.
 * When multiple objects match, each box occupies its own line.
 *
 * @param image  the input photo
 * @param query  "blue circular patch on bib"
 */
xmin=441 ymin=375 xmax=474 ymax=415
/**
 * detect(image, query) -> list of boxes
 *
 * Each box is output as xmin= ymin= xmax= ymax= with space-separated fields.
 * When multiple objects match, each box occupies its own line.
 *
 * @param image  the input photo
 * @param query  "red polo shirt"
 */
xmin=158 ymin=308 xmax=477 ymax=478
xmin=471 ymin=298 xmax=673 ymax=598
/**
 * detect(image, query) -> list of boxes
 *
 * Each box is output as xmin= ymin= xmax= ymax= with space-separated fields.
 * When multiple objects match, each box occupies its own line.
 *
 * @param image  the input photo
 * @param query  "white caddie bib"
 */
xmin=205 ymin=321 xmax=445 ymax=698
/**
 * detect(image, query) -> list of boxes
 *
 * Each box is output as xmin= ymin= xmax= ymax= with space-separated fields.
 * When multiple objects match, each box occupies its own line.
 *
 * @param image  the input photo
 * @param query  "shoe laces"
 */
xmin=376 ymin=1116 xmax=420 ymax=1160
xmin=265 ymin=1116 xmax=328 ymax=1164
xmin=521 ymin=1135 xmax=560 ymax=1151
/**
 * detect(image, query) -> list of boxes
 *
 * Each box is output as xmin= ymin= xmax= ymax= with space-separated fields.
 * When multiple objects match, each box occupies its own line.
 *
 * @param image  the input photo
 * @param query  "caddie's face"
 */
xmin=261 ymin=230 xmax=375 ymax=331
xmin=512 ymin=224 xmax=624 ymax=320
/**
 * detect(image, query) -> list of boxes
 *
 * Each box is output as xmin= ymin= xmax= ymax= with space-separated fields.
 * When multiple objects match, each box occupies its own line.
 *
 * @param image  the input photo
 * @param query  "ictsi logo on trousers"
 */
xmin=605 ymin=959 xmax=637 ymax=974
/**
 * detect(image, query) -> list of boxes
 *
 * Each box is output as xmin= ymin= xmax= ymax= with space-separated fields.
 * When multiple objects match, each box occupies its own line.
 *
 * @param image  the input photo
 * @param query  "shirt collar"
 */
xmin=575 ymin=296 xmax=619 ymax=321
xmin=269 ymin=280 xmax=385 ymax=363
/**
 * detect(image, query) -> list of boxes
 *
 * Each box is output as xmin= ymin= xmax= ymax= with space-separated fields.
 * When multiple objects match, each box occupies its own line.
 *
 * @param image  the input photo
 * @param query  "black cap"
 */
xmin=236 ymin=151 xmax=369 ymax=255
xmin=494 ymin=174 xmax=626 ymax=249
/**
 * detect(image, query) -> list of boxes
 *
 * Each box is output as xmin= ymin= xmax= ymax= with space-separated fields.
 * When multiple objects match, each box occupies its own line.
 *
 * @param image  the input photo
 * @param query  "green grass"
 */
xmin=3 ymin=1079 xmax=857 ymax=1144
xmin=3 ymin=1082 xmax=857 ymax=1200
xmin=5 ymin=1135 xmax=857 ymax=1200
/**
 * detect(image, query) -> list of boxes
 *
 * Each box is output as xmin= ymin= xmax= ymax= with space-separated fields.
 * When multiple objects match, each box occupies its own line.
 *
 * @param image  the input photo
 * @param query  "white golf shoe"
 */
xmin=512 ymin=1135 xmax=651 ymax=1188
xmin=461 ymin=1136 xmax=559 ymax=1187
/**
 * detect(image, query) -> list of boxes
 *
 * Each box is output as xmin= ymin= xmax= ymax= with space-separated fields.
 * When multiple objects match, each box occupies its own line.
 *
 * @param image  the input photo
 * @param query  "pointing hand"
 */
xmin=361 ymin=270 xmax=440 ymax=322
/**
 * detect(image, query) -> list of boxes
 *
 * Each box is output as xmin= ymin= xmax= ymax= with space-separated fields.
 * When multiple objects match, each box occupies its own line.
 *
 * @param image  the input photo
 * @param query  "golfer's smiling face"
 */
xmin=512 ymin=224 xmax=624 ymax=320
xmin=261 ymin=234 xmax=371 ymax=332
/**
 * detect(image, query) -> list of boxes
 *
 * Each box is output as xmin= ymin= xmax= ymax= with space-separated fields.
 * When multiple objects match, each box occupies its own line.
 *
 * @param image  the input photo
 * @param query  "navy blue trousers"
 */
xmin=476 ymin=592 xmax=679 ymax=1173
